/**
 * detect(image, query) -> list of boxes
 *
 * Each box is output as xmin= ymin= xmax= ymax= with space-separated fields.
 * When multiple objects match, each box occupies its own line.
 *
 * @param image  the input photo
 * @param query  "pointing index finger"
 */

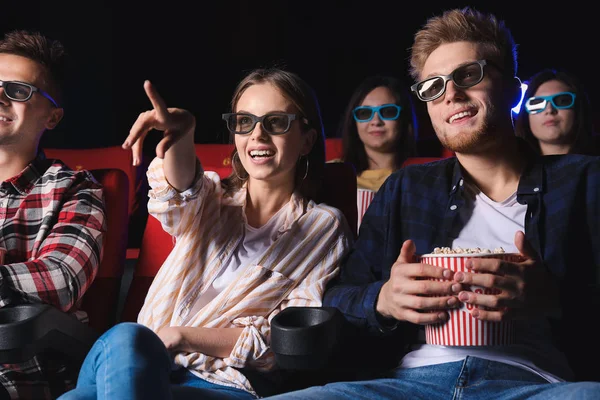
xmin=143 ymin=80 xmax=169 ymax=120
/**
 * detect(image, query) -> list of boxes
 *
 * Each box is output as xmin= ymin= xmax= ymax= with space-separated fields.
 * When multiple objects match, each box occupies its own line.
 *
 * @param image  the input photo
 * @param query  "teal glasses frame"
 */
xmin=524 ymin=91 xmax=576 ymax=114
xmin=352 ymin=104 xmax=401 ymax=122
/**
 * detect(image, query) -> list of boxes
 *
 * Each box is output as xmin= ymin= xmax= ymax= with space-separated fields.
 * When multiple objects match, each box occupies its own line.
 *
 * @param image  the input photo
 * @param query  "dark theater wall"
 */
xmin=4 ymin=0 xmax=597 ymax=154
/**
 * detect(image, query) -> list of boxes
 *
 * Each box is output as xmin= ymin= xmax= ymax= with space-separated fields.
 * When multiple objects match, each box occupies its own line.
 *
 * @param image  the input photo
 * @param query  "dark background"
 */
xmin=4 ymin=0 xmax=596 ymax=152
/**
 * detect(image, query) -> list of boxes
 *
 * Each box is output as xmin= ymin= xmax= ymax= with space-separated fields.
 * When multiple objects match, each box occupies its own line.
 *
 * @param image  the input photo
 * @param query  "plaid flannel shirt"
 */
xmin=0 ymin=153 xmax=106 ymax=399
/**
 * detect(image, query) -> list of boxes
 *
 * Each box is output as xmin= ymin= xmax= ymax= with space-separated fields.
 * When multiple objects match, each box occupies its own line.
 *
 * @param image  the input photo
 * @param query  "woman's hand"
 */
xmin=156 ymin=326 xmax=187 ymax=354
xmin=123 ymin=80 xmax=197 ymax=190
xmin=122 ymin=80 xmax=195 ymax=167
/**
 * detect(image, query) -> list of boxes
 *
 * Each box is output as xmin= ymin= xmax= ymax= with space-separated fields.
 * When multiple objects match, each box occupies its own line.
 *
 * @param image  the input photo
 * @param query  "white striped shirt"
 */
xmin=138 ymin=157 xmax=353 ymax=396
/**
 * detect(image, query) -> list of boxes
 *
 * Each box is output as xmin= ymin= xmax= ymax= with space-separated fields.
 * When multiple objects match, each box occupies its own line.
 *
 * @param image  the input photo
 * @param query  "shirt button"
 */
xmin=533 ymin=187 xmax=540 ymax=192
xmin=450 ymin=205 xmax=458 ymax=211
xmin=452 ymin=185 xmax=456 ymax=191
xmin=459 ymin=179 xmax=464 ymax=186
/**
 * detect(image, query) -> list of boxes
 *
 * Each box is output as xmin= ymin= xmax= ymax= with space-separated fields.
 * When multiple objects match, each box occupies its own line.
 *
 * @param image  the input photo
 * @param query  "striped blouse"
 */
xmin=138 ymin=157 xmax=353 ymax=396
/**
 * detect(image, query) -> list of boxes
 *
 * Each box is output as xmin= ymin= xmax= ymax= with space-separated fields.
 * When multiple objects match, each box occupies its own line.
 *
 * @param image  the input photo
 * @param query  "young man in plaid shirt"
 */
xmin=0 ymin=30 xmax=106 ymax=399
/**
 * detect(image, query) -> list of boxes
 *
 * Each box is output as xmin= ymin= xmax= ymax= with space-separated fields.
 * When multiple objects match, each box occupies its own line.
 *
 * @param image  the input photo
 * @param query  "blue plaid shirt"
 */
xmin=324 ymin=144 xmax=600 ymax=380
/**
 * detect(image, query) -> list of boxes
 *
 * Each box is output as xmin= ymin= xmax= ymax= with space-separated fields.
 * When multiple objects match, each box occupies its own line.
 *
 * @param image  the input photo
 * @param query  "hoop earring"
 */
xmin=232 ymin=152 xmax=247 ymax=181
xmin=301 ymin=156 xmax=309 ymax=181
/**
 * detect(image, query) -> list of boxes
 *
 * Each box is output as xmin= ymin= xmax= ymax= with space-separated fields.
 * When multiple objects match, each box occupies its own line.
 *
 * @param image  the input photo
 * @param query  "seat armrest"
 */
xmin=0 ymin=304 xmax=99 ymax=364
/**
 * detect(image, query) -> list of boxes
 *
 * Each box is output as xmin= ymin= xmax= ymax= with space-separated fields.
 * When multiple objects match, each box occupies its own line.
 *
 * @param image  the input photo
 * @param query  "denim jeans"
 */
xmin=57 ymin=322 xmax=255 ymax=400
xmin=265 ymin=357 xmax=600 ymax=400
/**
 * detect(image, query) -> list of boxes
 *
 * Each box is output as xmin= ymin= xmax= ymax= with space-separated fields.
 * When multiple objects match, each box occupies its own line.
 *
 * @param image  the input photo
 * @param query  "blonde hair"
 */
xmin=409 ymin=7 xmax=517 ymax=81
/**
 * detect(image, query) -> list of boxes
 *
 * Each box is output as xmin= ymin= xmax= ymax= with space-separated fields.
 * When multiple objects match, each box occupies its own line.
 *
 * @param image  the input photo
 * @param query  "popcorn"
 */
xmin=431 ymin=246 xmax=505 ymax=254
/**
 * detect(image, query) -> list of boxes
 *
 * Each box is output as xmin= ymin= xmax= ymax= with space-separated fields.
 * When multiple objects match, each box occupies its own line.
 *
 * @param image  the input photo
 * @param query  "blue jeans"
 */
xmin=265 ymin=357 xmax=600 ymax=399
xmin=57 ymin=322 xmax=255 ymax=400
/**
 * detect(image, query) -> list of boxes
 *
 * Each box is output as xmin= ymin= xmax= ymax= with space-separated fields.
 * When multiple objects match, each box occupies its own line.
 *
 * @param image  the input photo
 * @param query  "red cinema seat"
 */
xmin=401 ymin=157 xmax=444 ymax=167
xmin=82 ymin=168 xmax=130 ymax=333
xmin=325 ymin=138 xmax=343 ymax=161
xmin=119 ymin=214 xmax=171 ymax=323
xmin=194 ymin=143 xmax=235 ymax=178
xmin=43 ymin=146 xmax=148 ymax=260
xmin=317 ymin=162 xmax=357 ymax=239
xmin=43 ymin=146 xmax=138 ymax=217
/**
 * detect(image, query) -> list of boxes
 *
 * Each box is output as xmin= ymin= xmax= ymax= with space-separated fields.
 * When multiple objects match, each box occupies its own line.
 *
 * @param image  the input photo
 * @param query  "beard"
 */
xmin=433 ymin=101 xmax=500 ymax=154
xmin=0 ymin=134 xmax=18 ymax=146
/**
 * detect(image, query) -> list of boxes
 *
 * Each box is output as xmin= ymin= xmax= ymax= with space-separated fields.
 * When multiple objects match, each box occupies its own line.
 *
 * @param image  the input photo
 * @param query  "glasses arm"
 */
xmin=36 ymin=89 xmax=60 ymax=108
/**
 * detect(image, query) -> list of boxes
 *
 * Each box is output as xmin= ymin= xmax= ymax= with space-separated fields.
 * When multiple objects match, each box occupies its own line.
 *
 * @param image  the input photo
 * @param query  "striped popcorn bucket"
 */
xmin=420 ymin=253 xmax=523 ymax=346
xmin=356 ymin=189 xmax=376 ymax=230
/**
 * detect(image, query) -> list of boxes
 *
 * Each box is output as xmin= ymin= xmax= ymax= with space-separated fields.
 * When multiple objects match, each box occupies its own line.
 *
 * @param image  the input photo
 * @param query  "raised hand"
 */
xmin=376 ymin=240 xmax=462 ymax=325
xmin=453 ymin=230 xmax=560 ymax=321
xmin=122 ymin=80 xmax=195 ymax=166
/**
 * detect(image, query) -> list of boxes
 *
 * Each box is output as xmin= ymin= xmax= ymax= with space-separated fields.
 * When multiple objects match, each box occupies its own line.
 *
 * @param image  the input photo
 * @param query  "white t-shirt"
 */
xmin=399 ymin=182 xmax=572 ymax=382
xmin=184 ymin=202 xmax=291 ymax=322
xmin=451 ymin=181 xmax=525 ymax=253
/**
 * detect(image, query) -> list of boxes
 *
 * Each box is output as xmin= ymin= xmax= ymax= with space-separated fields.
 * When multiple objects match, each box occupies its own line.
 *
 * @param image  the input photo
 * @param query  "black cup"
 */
xmin=0 ymin=304 xmax=99 ymax=364
xmin=271 ymin=306 xmax=342 ymax=370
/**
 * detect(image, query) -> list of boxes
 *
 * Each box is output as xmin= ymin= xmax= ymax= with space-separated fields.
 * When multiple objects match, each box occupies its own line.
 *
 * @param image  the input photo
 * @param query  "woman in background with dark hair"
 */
xmin=336 ymin=75 xmax=417 ymax=228
xmin=515 ymin=68 xmax=599 ymax=155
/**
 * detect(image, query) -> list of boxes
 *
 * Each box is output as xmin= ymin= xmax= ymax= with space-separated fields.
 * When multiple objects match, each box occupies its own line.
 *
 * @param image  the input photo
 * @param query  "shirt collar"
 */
xmin=447 ymin=138 xmax=543 ymax=196
xmin=278 ymin=190 xmax=307 ymax=234
xmin=516 ymin=139 xmax=544 ymax=195
xmin=2 ymin=151 xmax=49 ymax=196
xmin=236 ymin=180 xmax=307 ymax=235
xmin=449 ymin=159 xmax=465 ymax=195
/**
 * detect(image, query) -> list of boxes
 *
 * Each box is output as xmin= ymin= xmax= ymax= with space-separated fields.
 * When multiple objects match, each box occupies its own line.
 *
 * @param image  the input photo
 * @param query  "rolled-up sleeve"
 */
xmin=147 ymin=156 xmax=221 ymax=238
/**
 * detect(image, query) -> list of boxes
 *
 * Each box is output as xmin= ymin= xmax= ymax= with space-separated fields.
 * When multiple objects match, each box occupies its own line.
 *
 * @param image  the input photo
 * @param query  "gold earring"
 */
xmin=232 ymin=152 xmax=248 ymax=181
xmin=301 ymin=156 xmax=309 ymax=181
